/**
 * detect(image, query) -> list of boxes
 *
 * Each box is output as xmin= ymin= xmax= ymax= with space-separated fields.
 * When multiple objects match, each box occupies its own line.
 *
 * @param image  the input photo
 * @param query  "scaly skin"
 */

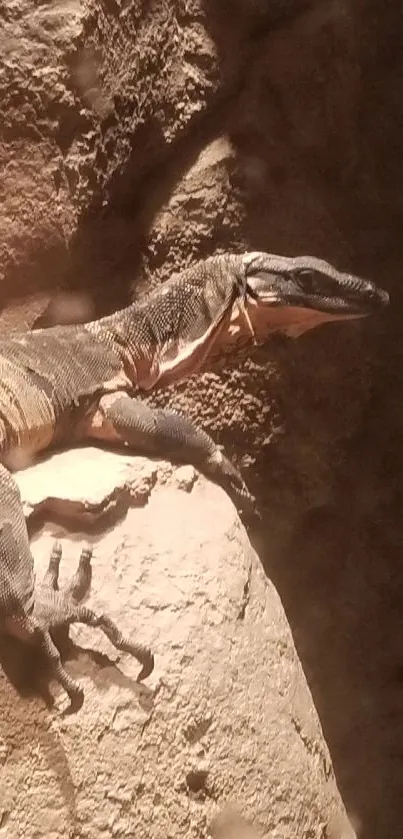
xmin=0 ymin=250 xmax=389 ymax=708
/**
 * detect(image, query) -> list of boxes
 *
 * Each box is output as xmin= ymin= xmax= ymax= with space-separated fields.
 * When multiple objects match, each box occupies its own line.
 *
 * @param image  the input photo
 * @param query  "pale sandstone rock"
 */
xmin=0 ymin=448 xmax=354 ymax=839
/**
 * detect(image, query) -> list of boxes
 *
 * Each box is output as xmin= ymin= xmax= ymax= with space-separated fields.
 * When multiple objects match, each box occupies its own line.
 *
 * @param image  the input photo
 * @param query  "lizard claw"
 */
xmin=136 ymin=651 xmax=155 ymax=682
xmin=207 ymin=451 xmax=260 ymax=519
xmin=61 ymin=686 xmax=85 ymax=716
xmin=234 ymin=484 xmax=261 ymax=522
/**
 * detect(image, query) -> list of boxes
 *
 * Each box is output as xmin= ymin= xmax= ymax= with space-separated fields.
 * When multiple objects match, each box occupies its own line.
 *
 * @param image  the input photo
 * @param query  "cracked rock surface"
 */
xmin=0 ymin=449 xmax=353 ymax=839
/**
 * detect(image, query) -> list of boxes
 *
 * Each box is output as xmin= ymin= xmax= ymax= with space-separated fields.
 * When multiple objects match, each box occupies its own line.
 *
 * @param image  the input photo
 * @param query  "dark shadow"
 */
xmin=0 ymin=647 xmax=79 ymax=826
xmin=264 ymin=412 xmax=403 ymax=839
xmin=0 ymin=627 xmax=153 ymax=713
xmin=0 ymin=634 xmax=153 ymax=829
xmin=202 ymin=3 xmax=403 ymax=838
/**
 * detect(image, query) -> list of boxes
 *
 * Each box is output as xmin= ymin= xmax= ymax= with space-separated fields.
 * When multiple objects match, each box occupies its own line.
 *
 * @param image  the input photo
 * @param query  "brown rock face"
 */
xmin=1 ymin=1 xmax=403 ymax=837
xmin=0 ymin=0 xmax=375 ymax=515
xmin=0 ymin=449 xmax=353 ymax=839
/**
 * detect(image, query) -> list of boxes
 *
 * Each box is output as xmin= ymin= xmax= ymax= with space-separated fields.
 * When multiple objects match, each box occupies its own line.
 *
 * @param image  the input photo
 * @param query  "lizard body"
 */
xmin=0 ymin=251 xmax=389 ymax=708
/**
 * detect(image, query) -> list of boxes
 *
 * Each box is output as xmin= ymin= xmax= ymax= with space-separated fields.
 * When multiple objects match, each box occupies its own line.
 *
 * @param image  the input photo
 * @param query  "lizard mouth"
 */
xmin=228 ymin=280 xmax=390 ymax=343
xmin=246 ymin=278 xmax=390 ymax=318
xmin=242 ymin=300 xmax=364 ymax=340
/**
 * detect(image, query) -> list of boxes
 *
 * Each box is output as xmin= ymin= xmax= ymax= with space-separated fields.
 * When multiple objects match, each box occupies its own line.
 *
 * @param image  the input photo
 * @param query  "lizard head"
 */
xmin=239 ymin=252 xmax=389 ymax=338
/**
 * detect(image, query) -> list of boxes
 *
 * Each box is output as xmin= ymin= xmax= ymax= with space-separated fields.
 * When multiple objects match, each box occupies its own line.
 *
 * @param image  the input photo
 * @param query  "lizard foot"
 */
xmin=33 ymin=542 xmax=154 ymax=709
xmin=204 ymin=450 xmax=259 ymax=518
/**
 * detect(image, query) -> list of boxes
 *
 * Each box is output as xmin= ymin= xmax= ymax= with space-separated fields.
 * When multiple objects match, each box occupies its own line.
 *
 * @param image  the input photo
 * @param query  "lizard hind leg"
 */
xmin=63 ymin=545 xmax=92 ymax=603
xmin=35 ymin=543 xmax=154 ymax=687
xmin=42 ymin=542 xmax=92 ymax=603
xmin=36 ymin=627 xmax=84 ymax=712
xmin=39 ymin=543 xmax=93 ymax=667
xmin=42 ymin=541 xmax=62 ymax=591
xmin=59 ymin=546 xmax=154 ymax=683
xmin=63 ymin=604 xmax=154 ymax=683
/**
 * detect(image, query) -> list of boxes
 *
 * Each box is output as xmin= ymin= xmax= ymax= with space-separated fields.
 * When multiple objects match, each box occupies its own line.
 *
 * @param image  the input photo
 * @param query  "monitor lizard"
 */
xmin=0 ymin=251 xmax=389 ymax=709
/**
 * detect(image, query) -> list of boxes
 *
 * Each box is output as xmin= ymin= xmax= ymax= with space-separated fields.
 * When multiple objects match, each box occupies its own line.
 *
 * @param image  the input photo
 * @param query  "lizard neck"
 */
xmin=86 ymin=254 xmax=244 ymax=390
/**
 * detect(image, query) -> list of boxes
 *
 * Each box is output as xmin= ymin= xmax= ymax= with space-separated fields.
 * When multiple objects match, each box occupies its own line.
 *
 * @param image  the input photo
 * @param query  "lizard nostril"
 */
xmin=368 ymin=286 xmax=389 ymax=308
xmin=378 ymin=288 xmax=390 ymax=306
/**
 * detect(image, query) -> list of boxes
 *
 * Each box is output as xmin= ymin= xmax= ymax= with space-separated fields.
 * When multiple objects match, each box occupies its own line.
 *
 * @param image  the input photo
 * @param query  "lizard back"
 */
xmin=0 ymin=324 xmax=131 ymax=460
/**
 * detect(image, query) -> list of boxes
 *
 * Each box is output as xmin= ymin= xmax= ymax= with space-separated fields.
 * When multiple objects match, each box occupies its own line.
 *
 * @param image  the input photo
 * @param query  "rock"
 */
xmin=0 ymin=0 xmax=380 ymax=536
xmin=0 ymin=448 xmax=354 ymax=839
xmin=0 ymin=1 xmax=307 ymax=313
xmin=16 ymin=446 xmax=160 ymax=524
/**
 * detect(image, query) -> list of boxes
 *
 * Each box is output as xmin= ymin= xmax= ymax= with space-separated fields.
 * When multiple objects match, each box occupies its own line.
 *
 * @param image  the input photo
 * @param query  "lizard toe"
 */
xmin=63 ymin=685 xmax=85 ymax=715
xmin=136 ymin=650 xmax=155 ymax=682
xmin=210 ymin=452 xmax=254 ymax=503
xmin=211 ymin=454 xmax=260 ymax=519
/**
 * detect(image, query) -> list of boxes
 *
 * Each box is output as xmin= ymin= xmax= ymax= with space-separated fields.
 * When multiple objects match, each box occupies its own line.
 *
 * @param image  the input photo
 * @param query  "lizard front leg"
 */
xmin=90 ymin=393 xmax=256 ymax=510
